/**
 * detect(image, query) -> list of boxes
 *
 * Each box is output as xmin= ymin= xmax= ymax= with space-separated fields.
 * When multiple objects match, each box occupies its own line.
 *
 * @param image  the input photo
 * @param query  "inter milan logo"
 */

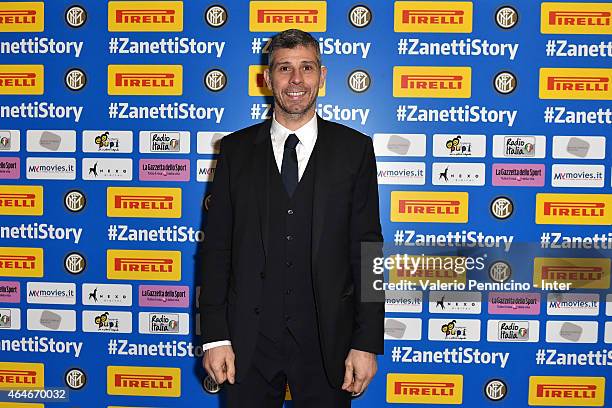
xmin=64 ymin=190 xmax=86 ymax=212
xmin=495 ymin=6 xmax=518 ymax=29
xmin=205 ymin=69 xmax=227 ymax=92
xmin=489 ymin=260 xmax=512 ymax=283
xmin=485 ymin=379 xmax=508 ymax=401
xmin=494 ymin=71 xmax=517 ymax=95
xmin=202 ymin=375 xmax=221 ymax=394
xmin=205 ymin=5 xmax=228 ymax=28
xmin=64 ymin=252 xmax=86 ymax=274
xmin=65 ymin=5 xmax=87 ymax=28
xmin=65 ymin=368 xmax=87 ymax=390
xmin=65 ymin=68 xmax=86 ymax=91
xmin=348 ymin=70 xmax=370 ymax=93
xmin=491 ymin=196 xmax=513 ymax=220
xmin=349 ymin=5 xmax=372 ymax=28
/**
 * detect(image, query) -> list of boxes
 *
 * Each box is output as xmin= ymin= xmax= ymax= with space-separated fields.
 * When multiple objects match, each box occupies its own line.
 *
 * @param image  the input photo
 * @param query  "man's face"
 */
xmin=264 ymin=45 xmax=327 ymax=117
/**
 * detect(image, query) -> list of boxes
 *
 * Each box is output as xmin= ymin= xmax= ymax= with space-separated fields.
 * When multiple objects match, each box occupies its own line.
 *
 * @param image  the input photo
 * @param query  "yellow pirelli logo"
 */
xmin=107 ymin=187 xmax=181 ymax=218
xmin=0 ymin=185 xmax=43 ymax=216
xmin=534 ymin=257 xmax=610 ymax=290
xmin=394 ymin=2 xmax=472 ymax=33
xmin=0 ymin=65 xmax=43 ymax=95
xmin=248 ymin=65 xmax=325 ymax=97
xmin=541 ymin=3 xmax=612 ymax=35
xmin=389 ymin=255 xmax=467 ymax=285
xmin=107 ymin=366 xmax=180 ymax=397
xmin=249 ymin=1 xmax=326 ymax=32
xmin=0 ymin=362 xmax=44 ymax=389
xmin=0 ymin=2 xmax=43 ymax=32
xmin=387 ymin=373 xmax=463 ymax=404
xmin=393 ymin=66 xmax=471 ymax=98
xmin=0 ymin=247 xmax=43 ymax=278
xmin=108 ymin=1 xmax=183 ymax=32
xmin=540 ymin=68 xmax=611 ymax=100
xmin=391 ymin=191 xmax=468 ymax=223
xmin=529 ymin=376 xmax=605 ymax=406
xmin=108 ymin=65 xmax=182 ymax=96
xmin=536 ymin=193 xmax=611 ymax=225
xmin=107 ymin=249 xmax=181 ymax=281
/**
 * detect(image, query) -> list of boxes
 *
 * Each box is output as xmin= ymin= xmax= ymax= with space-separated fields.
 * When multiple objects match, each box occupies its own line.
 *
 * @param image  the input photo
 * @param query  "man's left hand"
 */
xmin=341 ymin=349 xmax=377 ymax=394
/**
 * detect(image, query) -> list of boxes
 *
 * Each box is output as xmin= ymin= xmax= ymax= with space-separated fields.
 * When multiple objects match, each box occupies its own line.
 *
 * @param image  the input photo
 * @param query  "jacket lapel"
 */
xmin=252 ymin=118 xmax=273 ymax=259
xmin=311 ymin=115 xmax=333 ymax=269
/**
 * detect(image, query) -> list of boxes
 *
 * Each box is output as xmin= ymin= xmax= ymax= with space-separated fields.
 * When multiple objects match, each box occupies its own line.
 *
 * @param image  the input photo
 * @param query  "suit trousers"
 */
xmin=225 ymin=328 xmax=351 ymax=408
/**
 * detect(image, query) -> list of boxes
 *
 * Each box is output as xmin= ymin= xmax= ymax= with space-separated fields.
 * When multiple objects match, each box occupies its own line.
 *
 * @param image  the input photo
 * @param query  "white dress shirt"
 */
xmin=202 ymin=112 xmax=319 ymax=352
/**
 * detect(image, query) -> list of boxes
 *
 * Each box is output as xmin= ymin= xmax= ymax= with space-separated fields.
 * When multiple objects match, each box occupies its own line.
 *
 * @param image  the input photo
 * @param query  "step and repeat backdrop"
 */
xmin=0 ymin=0 xmax=611 ymax=407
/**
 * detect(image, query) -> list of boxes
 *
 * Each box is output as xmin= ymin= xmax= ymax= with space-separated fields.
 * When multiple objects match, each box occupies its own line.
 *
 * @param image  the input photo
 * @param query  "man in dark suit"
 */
xmin=199 ymin=29 xmax=384 ymax=407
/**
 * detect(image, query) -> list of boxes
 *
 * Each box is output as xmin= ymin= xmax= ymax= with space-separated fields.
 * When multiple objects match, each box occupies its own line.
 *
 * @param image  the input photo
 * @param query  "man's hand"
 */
xmin=203 ymin=345 xmax=236 ymax=385
xmin=341 ymin=349 xmax=377 ymax=394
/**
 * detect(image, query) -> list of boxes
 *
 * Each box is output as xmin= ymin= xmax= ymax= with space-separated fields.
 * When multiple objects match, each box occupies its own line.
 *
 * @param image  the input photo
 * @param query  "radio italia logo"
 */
xmin=107 ymin=187 xmax=181 ymax=218
xmin=387 ymin=373 xmax=463 ymax=404
xmin=0 ymin=185 xmax=43 ymax=215
xmin=541 ymin=3 xmax=612 ymax=34
xmin=534 ymin=258 xmax=610 ymax=290
xmin=0 ymin=362 xmax=44 ymax=388
xmin=528 ymin=376 xmax=605 ymax=406
xmin=394 ymin=2 xmax=473 ymax=32
xmin=107 ymin=65 xmax=182 ymax=96
xmin=0 ymin=65 xmax=43 ymax=95
xmin=108 ymin=1 xmax=183 ymax=32
xmin=248 ymin=65 xmax=325 ymax=97
xmin=393 ymin=66 xmax=471 ymax=98
xmin=107 ymin=365 xmax=180 ymax=397
xmin=0 ymin=2 xmax=44 ymax=32
xmin=0 ymin=247 xmax=43 ymax=278
xmin=249 ymin=1 xmax=326 ymax=31
xmin=536 ymin=193 xmax=611 ymax=225
xmin=540 ymin=68 xmax=611 ymax=100
xmin=391 ymin=191 xmax=468 ymax=223
xmin=107 ymin=249 xmax=181 ymax=281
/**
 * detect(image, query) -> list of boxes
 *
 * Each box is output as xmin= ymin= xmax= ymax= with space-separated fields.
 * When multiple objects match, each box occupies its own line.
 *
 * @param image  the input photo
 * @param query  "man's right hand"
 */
xmin=203 ymin=345 xmax=236 ymax=385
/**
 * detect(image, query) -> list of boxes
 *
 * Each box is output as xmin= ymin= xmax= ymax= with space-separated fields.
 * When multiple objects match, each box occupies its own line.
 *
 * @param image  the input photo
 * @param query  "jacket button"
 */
xmin=287 ymin=209 xmax=294 ymax=215
xmin=254 ymin=307 xmax=260 ymax=315
xmin=285 ymin=289 xmax=292 ymax=295
xmin=286 ymin=235 xmax=293 ymax=241
xmin=286 ymin=261 xmax=292 ymax=267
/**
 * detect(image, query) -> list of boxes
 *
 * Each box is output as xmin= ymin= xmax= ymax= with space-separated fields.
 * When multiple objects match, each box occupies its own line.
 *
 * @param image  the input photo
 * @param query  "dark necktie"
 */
xmin=281 ymin=133 xmax=299 ymax=196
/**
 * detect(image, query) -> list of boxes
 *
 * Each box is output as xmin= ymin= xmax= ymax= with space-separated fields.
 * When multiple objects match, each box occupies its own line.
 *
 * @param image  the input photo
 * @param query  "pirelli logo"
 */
xmin=108 ymin=1 xmax=183 ymax=32
xmin=387 ymin=373 xmax=463 ymax=404
xmin=0 ymin=65 xmax=44 ymax=95
xmin=107 ymin=366 xmax=180 ymax=397
xmin=248 ymin=65 xmax=325 ymax=97
xmin=534 ymin=258 xmax=610 ymax=290
xmin=0 ymin=247 xmax=43 ymax=278
xmin=393 ymin=66 xmax=471 ymax=98
xmin=0 ymin=2 xmax=44 ymax=32
xmin=107 ymin=249 xmax=181 ymax=281
xmin=528 ymin=376 xmax=605 ymax=406
xmin=536 ymin=193 xmax=611 ymax=225
xmin=391 ymin=191 xmax=468 ymax=223
xmin=107 ymin=187 xmax=181 ymax=218
xmin=107 ymin=65 xmax=182 ymax=96
xmin=0 ymin=362 xmax=44 ymax=388
xmin=540 ymin=68 xmax=611 ymax=100
xmin=249 ymin=1 xmax=326 ymax=32
xmin=389 ymin=256 xmax=467 ymax=285
xmin=394 ymin=1 xmax=472 ymax=32
xmin=541 ymin=3 xmax=612 ymax=35
xmin=0 ymin=185 xmax=43 ymax=216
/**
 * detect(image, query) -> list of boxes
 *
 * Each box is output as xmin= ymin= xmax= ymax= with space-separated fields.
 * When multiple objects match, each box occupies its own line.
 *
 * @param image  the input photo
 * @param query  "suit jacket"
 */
xmin=199 ymin=114 xmax=384 ymax=387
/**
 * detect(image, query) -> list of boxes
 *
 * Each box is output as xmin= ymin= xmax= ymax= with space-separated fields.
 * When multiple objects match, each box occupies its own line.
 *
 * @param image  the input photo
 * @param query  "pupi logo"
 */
xmin=205 ymin=5 xmax=228 ymax=28
xmin=95 ymin=312 xmax=119 ymax=331
xmin=64 ymin=68 xmax=86 ymax=91
xmin=495 ymin=6 xmax=518 ymax=29
xmin=64 ymin=252 xmax=85 ymax=274
xmin=204 ymin=69 xmax=227 ymax=92
xmin=64 ymin=190 xmax=86 ymax=212
xmin=349 ymin=5 xmax=372 ymax=28
xmin=65 ymin=368 xmax=86 ymax=390
xmin=489 ymin=260 xmax=512 ymax=283
xmin=494 ymin=71 xmax=517 ymax=95
xmin=95 ymin=131 xmax=120 ymax=151
xmin=65 ymin=5 xmax=87 ymax=28
xmin=485 ymin=379 xmax=507 ymax=401
xmin=348 ymin=70 xmax=370 ymax=93
xmin=491 ymin=196 xmax=513 ymax=220
xmin=446 ymin=135 xmax=471 ymax=156
xmin=441 ymin=319 xmax=467 ymax=339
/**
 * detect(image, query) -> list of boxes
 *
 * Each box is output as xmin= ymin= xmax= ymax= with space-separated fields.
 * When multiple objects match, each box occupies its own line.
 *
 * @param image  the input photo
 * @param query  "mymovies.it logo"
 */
xmin=551 ymin=164 xmax=605 ymax=188
xmin=26 ymin=157 xmax=76 ymax=180
xmin=27 ymin=282 xmax=76 ymax=305
xmin=196 ymin=159 xmax=217 ymax=182
xmin=138 ymin=312 xmax=189 ymax=335
xmin=547 ymin=293 xmax=600 ymax=316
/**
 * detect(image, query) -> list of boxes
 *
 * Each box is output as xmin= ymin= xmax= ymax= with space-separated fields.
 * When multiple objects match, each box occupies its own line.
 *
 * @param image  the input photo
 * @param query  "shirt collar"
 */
xmin=271 ymin=111 xmax=318 ymax=149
